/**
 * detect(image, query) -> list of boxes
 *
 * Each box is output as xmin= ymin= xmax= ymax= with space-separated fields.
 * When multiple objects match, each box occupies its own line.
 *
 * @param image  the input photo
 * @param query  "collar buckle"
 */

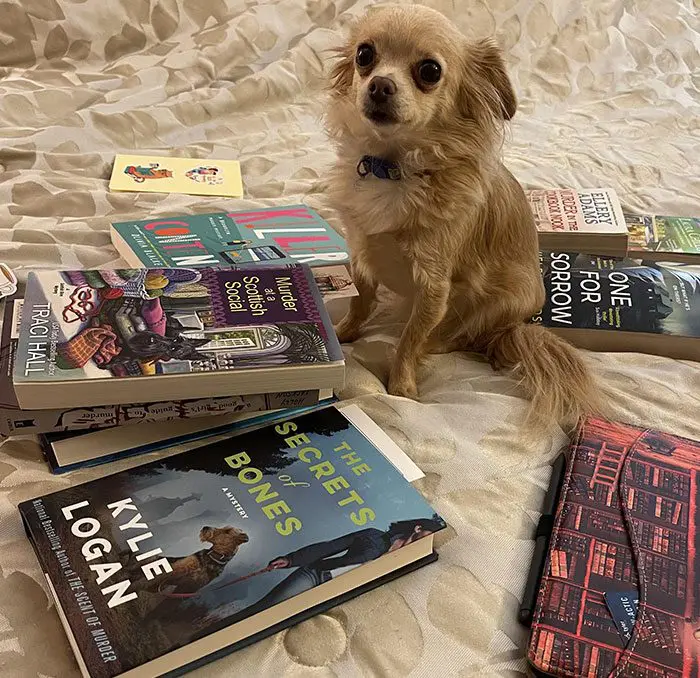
xmin=357 ymin=155 xmax=402 ymax=181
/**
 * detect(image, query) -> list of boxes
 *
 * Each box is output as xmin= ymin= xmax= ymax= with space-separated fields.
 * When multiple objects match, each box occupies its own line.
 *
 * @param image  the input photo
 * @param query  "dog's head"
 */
xmin=200 ymin=525 xmax=249 ymax=555
xmin=327 ymin=5 xmax=516 ymax=147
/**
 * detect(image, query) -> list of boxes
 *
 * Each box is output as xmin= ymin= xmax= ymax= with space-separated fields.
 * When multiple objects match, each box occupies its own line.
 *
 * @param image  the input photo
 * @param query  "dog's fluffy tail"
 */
xmin=484 ymin=324 xmax=602 ymax=431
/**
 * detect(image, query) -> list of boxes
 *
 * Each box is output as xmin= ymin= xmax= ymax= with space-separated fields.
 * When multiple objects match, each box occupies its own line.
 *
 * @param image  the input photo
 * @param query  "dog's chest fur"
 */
xmin=342 ymin=173 xmax=424 ymax=296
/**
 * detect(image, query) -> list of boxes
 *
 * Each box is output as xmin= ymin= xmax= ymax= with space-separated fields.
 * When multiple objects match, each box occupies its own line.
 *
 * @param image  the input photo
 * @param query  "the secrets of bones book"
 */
xmin=12 ymin=265 xmax=344 ymax=410
xmin=533 ymin=251 xmax=700 ymax=361
xmin=19 ymin=404 xmax=442 ymax=678
xmin=0 ymin=298 xmax=328 ymax=438
xmin=526 ymin=188 xmax=628 ymax=256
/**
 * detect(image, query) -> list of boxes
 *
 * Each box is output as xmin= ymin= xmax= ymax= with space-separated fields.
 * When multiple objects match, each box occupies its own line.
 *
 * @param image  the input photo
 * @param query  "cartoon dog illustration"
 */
xmin=124 ymin=163 xmax=174 ymax=183
xmin=186 ymin=166 xmax=223 ymax=185
xmin=152 ymin=526 xmax=249 ymax=595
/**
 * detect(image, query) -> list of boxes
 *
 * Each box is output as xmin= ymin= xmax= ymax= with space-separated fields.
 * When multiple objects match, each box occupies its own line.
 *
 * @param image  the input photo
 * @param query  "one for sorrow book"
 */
xmin=19 ymin=406 xmax=444 ymax=678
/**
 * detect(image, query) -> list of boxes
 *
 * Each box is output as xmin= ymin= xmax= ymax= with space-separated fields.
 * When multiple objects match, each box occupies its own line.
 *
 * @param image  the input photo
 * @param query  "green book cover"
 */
xmin=626 ymin=213 xmax=700 ymax=259
xmin=111 ymin=205 xmax=350 ymax=269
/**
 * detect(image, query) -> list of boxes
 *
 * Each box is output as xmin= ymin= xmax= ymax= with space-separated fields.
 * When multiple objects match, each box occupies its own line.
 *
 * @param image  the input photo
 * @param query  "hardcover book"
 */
xmin=12 ymin=265 xmax=344 ymax=410
xmin=526 ymin=188 xmax=628 ymax=256
xmin=110 ymin=205 xmax=349 ymax=268
xmin=1 ymin=297 xmax=327 ymax=438
xmin=40 ymin=396 xmax=336 ymax=474
xmin=533 ymin=251 xmax=700 ymax=361
xmin=527 ymin=417 xmax=700 ymax=677
xmin=626 ymin=212 xmax=700 ymax=263
xmin=19 ymin=405 xmax=442 ymax=678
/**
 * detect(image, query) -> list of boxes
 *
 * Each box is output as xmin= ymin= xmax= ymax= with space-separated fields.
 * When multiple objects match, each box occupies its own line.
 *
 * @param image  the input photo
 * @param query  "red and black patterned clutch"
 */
xmin=527 ymin=417 xmax=700 ymax=677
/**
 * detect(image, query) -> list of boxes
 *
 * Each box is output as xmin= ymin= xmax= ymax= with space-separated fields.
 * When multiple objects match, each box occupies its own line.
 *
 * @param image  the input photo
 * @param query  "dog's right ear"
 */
xmin=328 ymin=43 xmax=355 ymax=97
xmin=460 ymin=38 xmax=517 ymax=122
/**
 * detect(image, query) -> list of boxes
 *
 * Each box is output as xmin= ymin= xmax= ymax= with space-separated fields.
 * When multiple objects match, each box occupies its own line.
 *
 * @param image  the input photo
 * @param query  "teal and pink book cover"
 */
xmin=111 ymin=205 xmax=349 ymax=269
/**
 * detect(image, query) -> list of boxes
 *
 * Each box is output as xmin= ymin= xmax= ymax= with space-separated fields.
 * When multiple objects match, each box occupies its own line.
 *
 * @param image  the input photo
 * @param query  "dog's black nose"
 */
xmin=368 ymin=76 xmax=397 ymax=104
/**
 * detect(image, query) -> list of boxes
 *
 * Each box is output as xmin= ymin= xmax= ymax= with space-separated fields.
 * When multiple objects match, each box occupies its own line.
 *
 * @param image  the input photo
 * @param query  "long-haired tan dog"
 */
xmin=326 ymin=5 xmax=600 ymax=429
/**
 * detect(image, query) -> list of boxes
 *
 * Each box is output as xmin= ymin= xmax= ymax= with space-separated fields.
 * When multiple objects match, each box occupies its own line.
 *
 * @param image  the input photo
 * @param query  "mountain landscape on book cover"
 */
xmin=533 ymin=252 xmax=700 ymax=336
xmin=13 ymin=264 xmax=342 ymax=386
xmin=19 ymin=407 xmax=444 ymax=678
xmin=626 ymin=213 xmax=700 ymax=257
xmin=111 ymin=205 xmax=349 ymax=269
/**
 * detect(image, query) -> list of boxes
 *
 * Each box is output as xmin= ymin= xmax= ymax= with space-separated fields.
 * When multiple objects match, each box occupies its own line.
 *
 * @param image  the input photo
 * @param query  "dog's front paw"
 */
xmin=387 ymin=366 xmax=418 ymax=399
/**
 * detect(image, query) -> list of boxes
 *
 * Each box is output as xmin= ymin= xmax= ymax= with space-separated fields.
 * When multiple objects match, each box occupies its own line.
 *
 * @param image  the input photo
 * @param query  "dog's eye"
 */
xmin=418 ymin=59 xmax=442 ymax=84
xmin=356 ymin=44 xmax=375 ymax=68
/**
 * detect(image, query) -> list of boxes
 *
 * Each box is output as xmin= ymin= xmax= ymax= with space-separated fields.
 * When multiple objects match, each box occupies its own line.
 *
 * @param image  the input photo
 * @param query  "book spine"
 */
xmin=527 ymin=188 xmax=626 ymax=234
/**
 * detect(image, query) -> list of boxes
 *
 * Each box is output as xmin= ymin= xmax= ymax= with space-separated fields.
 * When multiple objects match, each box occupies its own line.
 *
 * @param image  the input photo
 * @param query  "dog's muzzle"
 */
xmin=364 ymin=75 xmax=399 ymax=125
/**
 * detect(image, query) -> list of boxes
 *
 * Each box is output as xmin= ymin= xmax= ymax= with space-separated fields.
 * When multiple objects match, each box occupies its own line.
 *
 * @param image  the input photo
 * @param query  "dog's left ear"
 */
xmin=461 ymin=38 xmax=517 ymax=121
xmin=328 ymin=43 xmax=355 ymax=97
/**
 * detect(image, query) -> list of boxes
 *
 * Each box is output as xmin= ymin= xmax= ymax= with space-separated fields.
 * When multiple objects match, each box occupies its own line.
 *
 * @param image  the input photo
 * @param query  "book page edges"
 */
xmin=14 ymin=362 xmax=345 ymax=410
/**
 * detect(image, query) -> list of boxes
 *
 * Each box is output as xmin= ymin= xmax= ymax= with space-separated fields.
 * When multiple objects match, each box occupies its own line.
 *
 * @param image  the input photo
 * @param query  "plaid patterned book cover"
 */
xmin=528 ymin=417 xmax=700 ymax=677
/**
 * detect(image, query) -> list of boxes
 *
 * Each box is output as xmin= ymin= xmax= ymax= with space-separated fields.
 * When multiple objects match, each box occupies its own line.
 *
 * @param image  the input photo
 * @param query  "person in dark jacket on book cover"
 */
xmin=267 ymin=518 xmax=444 ymax=572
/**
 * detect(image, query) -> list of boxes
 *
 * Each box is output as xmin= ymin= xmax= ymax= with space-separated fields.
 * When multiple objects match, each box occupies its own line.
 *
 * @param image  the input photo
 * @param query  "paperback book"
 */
xmin=12 ymin=264 xmax=344 ymax=410
xmin=109 ymin=154 xmax=244 ymax=198
xmin=110 ymin=205 xmax=349 ymax=269
xmin=526 ymin=188 xmax=628 ymax=256
xmin=0 ymin=299 xmax=327 ymax=437
xmin=625 ymin=212 xmax=700 ymax=263
xmin=533 ymin=251 xmax=700 ymax=360
xmin=19 ymin=405 xmax=442 ymax=678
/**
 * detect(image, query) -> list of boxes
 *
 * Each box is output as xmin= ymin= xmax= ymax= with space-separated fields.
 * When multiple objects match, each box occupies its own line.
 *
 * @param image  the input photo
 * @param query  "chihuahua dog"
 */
xmin=326 ymin=5 xmax=600 ymax=428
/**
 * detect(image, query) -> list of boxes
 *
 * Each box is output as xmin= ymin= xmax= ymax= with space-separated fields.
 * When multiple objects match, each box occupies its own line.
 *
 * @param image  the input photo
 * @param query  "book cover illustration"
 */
xmin=311 ymin=265 xmax=357 ymax=300
xmin=111 ymin=205 xmax=349 ymax=268
xmin=626 ymin=213 xmax=700 ymax=257
xmin=0 ymin=262 xmax=17 ymax=299
xmin=19 ymin=407 xmax=445 ymax=678
xmin=528 ymin=418 xmax=700 ymax=677
xmin=14 ymin=265 xmax=342 ymax=385
xmin=0 ymin=300 xmax=322 ymax=437
xmin=109 ymin=155 xmax=243 ymax=198
xmin=526 ymin=188 xmax=626 ymax=234
xmin=533 ymin=252 xmax=700 ymax=336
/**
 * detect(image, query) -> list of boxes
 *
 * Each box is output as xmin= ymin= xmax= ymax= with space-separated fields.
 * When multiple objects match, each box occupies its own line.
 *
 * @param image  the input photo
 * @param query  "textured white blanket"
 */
xmin=1 ymin=0 xmax=699 ymax=676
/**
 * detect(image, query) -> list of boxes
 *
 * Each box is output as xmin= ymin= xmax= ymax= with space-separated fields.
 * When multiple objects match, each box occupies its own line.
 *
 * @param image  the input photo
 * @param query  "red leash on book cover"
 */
xmin=157 ymin=565 xmax=275 ymax=599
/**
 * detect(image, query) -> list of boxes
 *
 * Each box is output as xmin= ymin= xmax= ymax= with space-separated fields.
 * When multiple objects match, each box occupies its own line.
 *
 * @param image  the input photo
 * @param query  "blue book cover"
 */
xmin=19 ymin=406 xmax=443 ymax=678
xmin=42 ymin=398 xmax=337 ymax=474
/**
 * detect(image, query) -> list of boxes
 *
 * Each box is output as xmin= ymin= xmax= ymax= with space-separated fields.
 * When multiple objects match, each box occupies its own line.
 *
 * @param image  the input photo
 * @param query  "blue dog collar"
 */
xmin=357 ymin=155 xmax=402 ymax=181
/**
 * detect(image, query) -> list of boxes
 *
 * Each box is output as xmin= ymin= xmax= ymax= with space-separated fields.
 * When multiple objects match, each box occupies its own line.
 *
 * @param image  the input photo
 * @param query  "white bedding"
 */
xmin=1 ymin=0 xmax=699 ymax=675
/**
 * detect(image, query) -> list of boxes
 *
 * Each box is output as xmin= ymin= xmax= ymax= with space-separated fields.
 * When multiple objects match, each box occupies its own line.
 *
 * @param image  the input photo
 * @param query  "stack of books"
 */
xmin=10 ymin=160 xmax=449 ymax=678
xmin=1 ymin=204 xmax=359 ymax=472
xmin=525 ymin=187 xmax=700 ymax=361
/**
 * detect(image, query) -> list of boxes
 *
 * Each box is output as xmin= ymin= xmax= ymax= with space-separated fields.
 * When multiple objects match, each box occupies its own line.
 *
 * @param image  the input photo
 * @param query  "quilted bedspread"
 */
xmin=1 ymin=1 xmax=699 ymax=676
